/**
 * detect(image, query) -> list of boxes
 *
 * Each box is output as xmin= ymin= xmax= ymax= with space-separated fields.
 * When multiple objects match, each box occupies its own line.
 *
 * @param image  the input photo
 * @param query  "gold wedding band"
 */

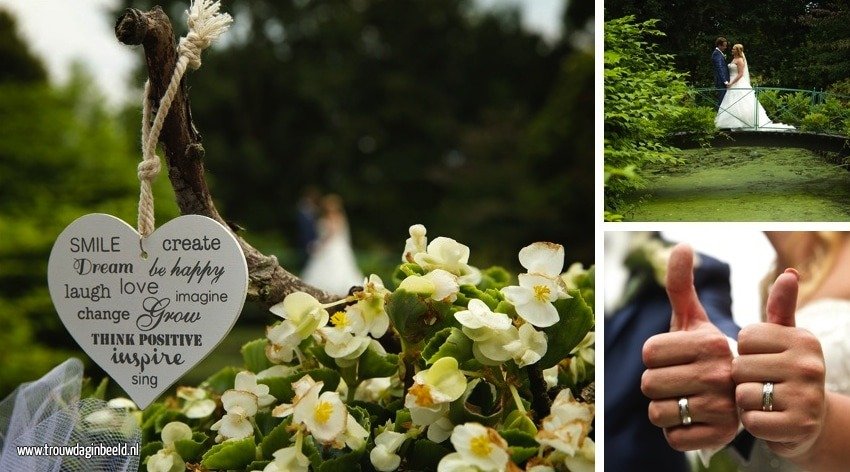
xmin=762 ymin=382 xmax=774 ymax=412
xmin=678 ymin=397 xmax=692 ymax=425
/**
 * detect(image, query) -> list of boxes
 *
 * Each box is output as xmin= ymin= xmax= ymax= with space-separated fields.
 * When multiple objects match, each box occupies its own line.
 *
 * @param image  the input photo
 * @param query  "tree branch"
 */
xmin=115 ymin=7 xmax=335 ymax=305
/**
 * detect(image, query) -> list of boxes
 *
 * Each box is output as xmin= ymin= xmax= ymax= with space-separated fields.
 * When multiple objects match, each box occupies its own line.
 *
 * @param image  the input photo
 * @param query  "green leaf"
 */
xmin=386 ymin=290 xmax=457 ymax=345
xmin=255 ymin=410 xmax=283 ymax=438
xmin=537 ymin=289 xmax=594 ymax=369
xmin=499 ymin=429 xmax=539 ymax=464
xmin=241 ymin=338 xmax=273 ymax=373
xmin=140 ymin=403 xmax=167 ymax=443
xmin=477 ymin=266 xmax=512 ymax=290
xmin=358 ymin=345 xmax=399 ymax=379
xmin=448 ymin=378 xmax=502 ymax=427
xmin=318 ymin=450 xmax=364 ymax=472
xmin=393 ymin=409 xmax=412 ymax=432
xmin=260 ymin=418 xmax=293 ymax=459
xmin=421 ymin=327 xmax=473 ymax=366
xmin=391 ymin=262 xmax=426 ymax=288
xmin=509 ymin=446 xmax=539 ymax=464
xmin=201 ymin=436 xmax=257 ymax=470
xmin=502 ymin=410 xmax=538 ymax=435
xmin=200 ymin=366 xmax=241 ymax=394
xmin=259 ymin=368 xmax=341 ymax=402
xmin=458 ymin=285 xmax=499 ymax=310
xmin=173 ymin=433 xmax=207 ymax=463
xmin=306 ymin=342 xmax=337 ymax=369
xmin=405 ymin=439 xmax=451 ymax=471
xmin=248 ymin=460 xmax=272 ymax=471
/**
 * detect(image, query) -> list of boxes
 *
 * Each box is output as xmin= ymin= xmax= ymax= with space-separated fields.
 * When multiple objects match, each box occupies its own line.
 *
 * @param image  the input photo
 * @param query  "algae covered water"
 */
xmin=625 ymin=147 xmax=850 ymax=221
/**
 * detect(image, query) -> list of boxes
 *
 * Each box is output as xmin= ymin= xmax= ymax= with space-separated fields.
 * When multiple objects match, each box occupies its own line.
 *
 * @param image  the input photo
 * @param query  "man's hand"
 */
xmin=732 ymin=269 xmax=827 ymax=460
xmin=641 ymin=244 xmax=739 ymax=451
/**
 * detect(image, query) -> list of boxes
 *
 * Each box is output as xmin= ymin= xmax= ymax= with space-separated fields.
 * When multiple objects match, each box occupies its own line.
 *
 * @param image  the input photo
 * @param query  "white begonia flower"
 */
xmin=235 ymin=371 xmax=276 ymax=408
xmin=370 ymin=430 xmax=407 ymax=471
xmin=210 ymin=390 xmax=258 ymax=441
xmin=501 ymin=274 xmax=562 ymax=328
xmin=402 ymin=224 xmax=428 ymax=262
xmin=536 ymin=389 xmax=594 ymax=456
xmin=342 ymin=413 xmax=370 ymax=450
xmin=291 ymin=379 xmax=348 ymax=444
xmin=269 ymin=292 xmax=330 ymax=339
xmin=148 ymin=421 xmax=193 ymax=472
xmin=413 ymin=237 xmax=481 ymax=285
xmin=505 ymin=323 xmax=548 ymax=367
xmin=177 ymin=387 xmax=217 ymax=419
xmin=397 ymin=270 xmax=460 ymax=303
xmin=264 ymin=431 xmax=310 ymax=472
xmin=527 ymin=466 xmax=556 ymax=472
xmin=518 ymin=242 xmax=564 ymax=278
xmin=320 ymin=308 xmax=371 ymax=362
xmin=257 ymin=364 xmax=298 ymax=379
xmin=473 ymin=326 xmax=520 ymax=365
xmin=448 ymin=423 xmax=509 ymax=472
xmin=147 ymin=449 xmax=184 ymax=472
xmin=427 ymin=417 xmax=454 ymax=443
xmin=272 ymin=375 xmax=320 ymax=419
xmin=354 ymin=274 xmax=391 ymax=337
xmin=437 ymin=453 xmax=485 ymax=472
xmin=543 ymin=365 xmax=560 ymax=390
xmin=265 ymin=320 xmax=301 ymax=363
xmin=355 ymin=377 xmax=393 ymax=403
xmin=405 ymin=357 xmax=467 ymax=426
xmin=425 ymin=269 xmax=460 ymax=302
xmin=456 ymin=299 xmax=512 ymax=334
xmin=562 ymin=437 xmax=595 ymax=472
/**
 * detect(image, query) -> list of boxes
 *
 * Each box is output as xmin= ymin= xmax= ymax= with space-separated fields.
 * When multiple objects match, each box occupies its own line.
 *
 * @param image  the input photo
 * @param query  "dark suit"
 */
xmin=605 ymin=253 xmax=738 ymax=471
xmin=713 ymin=48 xmax=731 ymax=108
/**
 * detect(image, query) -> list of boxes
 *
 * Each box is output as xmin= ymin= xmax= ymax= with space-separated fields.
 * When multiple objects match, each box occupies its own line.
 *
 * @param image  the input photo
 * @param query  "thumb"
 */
xmin=666 ymin=244 xmax=709 ymax=331
xmin=765 ymin=268 xmax=799 ymax=327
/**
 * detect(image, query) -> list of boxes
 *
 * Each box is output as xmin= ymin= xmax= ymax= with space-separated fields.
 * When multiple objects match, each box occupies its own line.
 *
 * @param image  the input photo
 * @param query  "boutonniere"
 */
xmin=615 ymin=235 xmax=701 ymax=310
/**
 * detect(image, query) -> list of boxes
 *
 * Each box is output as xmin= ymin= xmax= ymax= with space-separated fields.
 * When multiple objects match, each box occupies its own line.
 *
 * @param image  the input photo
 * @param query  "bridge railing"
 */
xmin=688 ymin=87 xmax=850 ymax=134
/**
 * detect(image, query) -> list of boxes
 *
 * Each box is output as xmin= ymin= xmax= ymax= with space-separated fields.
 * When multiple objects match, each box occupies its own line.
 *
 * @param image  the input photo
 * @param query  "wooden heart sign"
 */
xmin=48 ymin=213 xmax=248 ymax=409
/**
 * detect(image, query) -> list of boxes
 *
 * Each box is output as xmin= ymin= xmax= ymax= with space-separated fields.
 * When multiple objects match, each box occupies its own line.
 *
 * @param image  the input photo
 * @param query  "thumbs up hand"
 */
xmin=732 ymin=269 xmax=827 ymax=460
xmin=641 ymin=244 xmax=739 ymax=451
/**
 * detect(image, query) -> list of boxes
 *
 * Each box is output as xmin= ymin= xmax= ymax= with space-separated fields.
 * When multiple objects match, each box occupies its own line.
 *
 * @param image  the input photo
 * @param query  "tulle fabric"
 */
xmin=715 ymin=60 xmax=795 ymax=131
xmin=0 ymin=358 xmax=140 ymax=472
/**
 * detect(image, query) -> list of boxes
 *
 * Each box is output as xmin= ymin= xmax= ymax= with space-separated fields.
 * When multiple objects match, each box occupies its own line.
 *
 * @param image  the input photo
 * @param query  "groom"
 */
xmin=712 ymin=37 xmax=730 ymax=109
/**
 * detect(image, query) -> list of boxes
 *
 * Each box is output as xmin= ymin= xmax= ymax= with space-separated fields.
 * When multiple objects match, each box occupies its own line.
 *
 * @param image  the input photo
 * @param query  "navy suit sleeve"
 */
xmin=712 ymin=51 xmax=729 ymax=86
xmin=693 ymin=254 xmax=738 ymax=338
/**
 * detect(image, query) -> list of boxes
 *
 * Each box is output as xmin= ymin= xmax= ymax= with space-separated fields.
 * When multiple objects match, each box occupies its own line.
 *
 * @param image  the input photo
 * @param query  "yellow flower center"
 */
xmin=330 ymin=311 xmax=348 ymax=328
xmin=470 ymin=435 xmax=492 ymax=457
xmin=408 ymin=383 xmax=435 ymax=407
xmin=313 ymin=401 xmax=334 ymax=424
xmin=533 ymin=284 xmax=551 ymax=302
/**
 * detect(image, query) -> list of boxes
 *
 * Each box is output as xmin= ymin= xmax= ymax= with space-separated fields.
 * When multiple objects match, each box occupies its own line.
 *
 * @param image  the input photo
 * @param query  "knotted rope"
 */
xmin=138 ymin=0 xmax=232 ymax=238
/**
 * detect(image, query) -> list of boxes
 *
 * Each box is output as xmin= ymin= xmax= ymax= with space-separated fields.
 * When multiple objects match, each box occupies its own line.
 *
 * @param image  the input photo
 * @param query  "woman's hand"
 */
xmin=732 ymin=270 xmax=827 ymax=460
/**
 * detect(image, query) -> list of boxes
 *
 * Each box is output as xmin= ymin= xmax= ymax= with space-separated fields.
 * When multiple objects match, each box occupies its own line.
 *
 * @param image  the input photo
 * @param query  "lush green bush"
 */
xmin=777 ymin=92 xmax=813 ymax=127
xmin=801 ymin=113 xmax=830 ymax=133
xmin=604 ymin=16 xmax=710 ymax=219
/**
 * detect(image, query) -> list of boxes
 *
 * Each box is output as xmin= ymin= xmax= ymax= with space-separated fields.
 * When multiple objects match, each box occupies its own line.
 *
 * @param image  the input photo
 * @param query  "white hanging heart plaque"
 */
xmin=47 ymin=213 xmax=248 ymax=409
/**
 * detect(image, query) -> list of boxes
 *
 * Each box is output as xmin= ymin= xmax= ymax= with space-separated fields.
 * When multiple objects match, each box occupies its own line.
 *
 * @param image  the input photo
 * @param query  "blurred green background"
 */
xmin=0 ymin=0 xmax=593 ymax=399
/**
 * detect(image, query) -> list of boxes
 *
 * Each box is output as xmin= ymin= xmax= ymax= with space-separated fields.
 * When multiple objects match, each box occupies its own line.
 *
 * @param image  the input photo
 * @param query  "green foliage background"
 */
xmin=0 ymin=1 xmax=591 ymax=397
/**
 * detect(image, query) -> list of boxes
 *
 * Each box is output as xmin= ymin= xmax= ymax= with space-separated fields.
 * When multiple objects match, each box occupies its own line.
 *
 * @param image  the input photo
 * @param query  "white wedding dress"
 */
xmin=715 ymin=60 xmax=795 ymax=131
xmin=301 ymin=217 xmax=363 ymax=296
xmin=734 ymin=298 xmax=850 ymax=471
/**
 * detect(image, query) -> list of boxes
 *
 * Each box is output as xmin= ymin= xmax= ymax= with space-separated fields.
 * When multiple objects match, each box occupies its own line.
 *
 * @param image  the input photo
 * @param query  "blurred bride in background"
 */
xmin=301 ymin=194 xmax=363 ymax=295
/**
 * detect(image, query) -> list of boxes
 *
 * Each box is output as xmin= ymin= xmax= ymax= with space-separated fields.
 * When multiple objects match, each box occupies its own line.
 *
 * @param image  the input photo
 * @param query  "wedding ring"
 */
xmin=678 ymin=397 xmax=693 ymax=425
xmin=762 ymin=382 xmax=774 ymax=412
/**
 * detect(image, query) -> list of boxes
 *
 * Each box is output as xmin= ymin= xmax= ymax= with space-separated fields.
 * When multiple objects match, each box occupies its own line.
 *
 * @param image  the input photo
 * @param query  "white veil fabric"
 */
xmin=0 ymin=358 xmax=140 ymax=472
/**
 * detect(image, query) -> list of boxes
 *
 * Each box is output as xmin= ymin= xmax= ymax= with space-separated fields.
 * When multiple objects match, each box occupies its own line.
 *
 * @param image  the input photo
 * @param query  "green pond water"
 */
xmin=624 ymin=147 xmax=850 ymax=221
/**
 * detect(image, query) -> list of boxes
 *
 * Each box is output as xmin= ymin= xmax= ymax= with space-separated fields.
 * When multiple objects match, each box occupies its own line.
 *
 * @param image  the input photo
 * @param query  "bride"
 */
xmin=715 ymin=44 xmax=794 ymax=131
xmin=300 ymin=194 xmax=363 ymax=295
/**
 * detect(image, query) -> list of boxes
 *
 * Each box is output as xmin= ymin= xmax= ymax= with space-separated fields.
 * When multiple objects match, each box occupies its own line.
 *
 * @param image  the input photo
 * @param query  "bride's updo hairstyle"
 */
xmin=761 ymin=232 xmax=850 ymax=314
xmin=732 ymin=44 xmax=745 ymax=59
